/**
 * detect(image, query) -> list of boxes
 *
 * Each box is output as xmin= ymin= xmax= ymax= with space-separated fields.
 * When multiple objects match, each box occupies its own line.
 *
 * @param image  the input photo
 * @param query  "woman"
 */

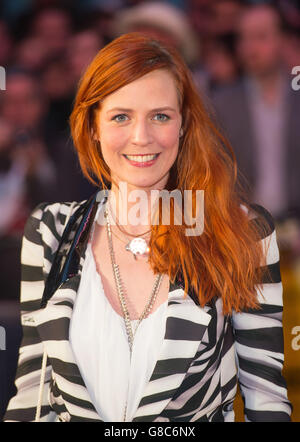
xmin=4 ymin=32 xmax=292 ymax=422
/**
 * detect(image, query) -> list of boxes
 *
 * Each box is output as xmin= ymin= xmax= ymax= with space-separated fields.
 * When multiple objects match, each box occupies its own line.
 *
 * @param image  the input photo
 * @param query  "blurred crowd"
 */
xmin=0 ymin=0 xmax=300 ymax=300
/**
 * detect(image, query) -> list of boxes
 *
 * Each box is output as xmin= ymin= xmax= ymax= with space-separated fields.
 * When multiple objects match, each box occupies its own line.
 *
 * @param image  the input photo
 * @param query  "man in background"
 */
xmin=212 ymin=3 xmax=300 ymax=219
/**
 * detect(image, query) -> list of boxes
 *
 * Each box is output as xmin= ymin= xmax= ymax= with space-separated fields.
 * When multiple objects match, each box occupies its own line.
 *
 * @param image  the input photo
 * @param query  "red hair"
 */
xmin=70 ymin=32 xmax=270 ymax=314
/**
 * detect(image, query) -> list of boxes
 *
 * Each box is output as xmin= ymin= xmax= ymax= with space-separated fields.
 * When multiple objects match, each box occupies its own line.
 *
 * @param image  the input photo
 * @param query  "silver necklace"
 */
xmin=104 ymin=208 xmax=164 ymax=421
xmin=106 ymin=200 xmax=151 ymax=259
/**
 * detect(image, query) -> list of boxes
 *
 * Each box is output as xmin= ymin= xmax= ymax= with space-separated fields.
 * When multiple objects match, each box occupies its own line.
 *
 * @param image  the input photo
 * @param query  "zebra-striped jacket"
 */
xmin=3 ymin=189 xmax=292 ymax=422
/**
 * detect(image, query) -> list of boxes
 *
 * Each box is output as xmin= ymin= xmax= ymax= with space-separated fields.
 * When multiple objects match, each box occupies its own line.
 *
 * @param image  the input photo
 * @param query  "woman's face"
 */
xmin=94 ymin=68 xmax=182 ymax=191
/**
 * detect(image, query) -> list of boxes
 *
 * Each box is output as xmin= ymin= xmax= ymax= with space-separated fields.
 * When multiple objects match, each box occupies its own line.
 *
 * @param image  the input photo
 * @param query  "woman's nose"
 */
xmin=131 ymin=119 xmax=153 ymax=146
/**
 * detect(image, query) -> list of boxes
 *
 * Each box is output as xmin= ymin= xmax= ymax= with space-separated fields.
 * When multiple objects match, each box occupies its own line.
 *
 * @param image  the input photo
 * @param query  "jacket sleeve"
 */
xmin=232 ymin=206 xmax=293 ymax=422
xmin=3 ymin=203 xmax=56 ymax=422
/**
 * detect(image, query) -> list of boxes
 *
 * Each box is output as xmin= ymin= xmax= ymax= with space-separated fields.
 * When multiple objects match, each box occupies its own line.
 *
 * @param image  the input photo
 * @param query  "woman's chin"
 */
xmin=125 ymin=181 xmax=162 ymax=190
xmin=111 ymin=171 xmax=170 ymax=191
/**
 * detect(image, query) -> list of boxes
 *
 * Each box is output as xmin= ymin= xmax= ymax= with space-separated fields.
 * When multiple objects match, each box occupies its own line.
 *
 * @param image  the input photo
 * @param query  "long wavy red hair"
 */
xmin=70 ymin=32 xmax=271 ymax=315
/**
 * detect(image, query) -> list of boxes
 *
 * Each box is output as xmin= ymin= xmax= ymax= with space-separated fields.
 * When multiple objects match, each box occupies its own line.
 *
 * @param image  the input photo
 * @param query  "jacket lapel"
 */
xmin=34 ymin=265 xmax=103 ymax=421
xmin=132 ymin=287 xmax=212 ymax=422
xmin=34 ymin=189 xmax=106 ymax=421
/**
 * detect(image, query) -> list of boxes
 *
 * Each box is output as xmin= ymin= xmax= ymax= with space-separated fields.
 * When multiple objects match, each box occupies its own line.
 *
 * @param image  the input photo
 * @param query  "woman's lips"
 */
xmin=123 ymin=153 xmax=160 ymax=167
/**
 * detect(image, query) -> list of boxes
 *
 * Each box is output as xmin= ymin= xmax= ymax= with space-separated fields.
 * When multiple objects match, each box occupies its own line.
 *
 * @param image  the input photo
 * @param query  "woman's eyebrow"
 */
xmin=106 ymin=106 xmax=177 ymax=114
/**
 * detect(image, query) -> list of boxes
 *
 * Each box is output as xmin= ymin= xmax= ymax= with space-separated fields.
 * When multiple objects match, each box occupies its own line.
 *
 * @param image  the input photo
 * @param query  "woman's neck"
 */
xmin=107 ymin=182 xmax=158 ymax=236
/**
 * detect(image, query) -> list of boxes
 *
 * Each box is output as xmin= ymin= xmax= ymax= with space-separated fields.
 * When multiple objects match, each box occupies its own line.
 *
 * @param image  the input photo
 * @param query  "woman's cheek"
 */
xmin=102 ymin=129 xmax=127 ymax=154
xmin=157 ymin=126 xmax=180 ymax=149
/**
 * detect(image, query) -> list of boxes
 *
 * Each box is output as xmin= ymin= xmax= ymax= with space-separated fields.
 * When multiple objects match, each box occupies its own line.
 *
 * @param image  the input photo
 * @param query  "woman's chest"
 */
xmin=90 ymin=222 xmax=170 ymax=320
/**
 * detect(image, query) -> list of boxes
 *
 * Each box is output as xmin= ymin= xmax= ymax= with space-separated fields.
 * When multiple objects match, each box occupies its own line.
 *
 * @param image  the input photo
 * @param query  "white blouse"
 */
xmin=69 ymin=204 xmax=169 ymax=422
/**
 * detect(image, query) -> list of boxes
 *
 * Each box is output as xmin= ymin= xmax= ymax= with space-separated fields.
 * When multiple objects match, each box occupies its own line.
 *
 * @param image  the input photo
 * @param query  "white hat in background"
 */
xmin=110 ymin=2 xmax=200 ymax=66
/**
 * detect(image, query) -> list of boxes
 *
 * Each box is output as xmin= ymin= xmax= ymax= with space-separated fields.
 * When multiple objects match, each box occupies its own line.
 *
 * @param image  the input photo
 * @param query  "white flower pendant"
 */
xmin=125 ymin=237 xmax=149 ymax=259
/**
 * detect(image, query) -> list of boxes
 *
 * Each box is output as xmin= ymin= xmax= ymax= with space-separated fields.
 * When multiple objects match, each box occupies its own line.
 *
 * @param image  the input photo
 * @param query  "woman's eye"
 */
xmin=112 ymin=114 xmax=128 ymax=122
xmin=111 ymin=113 xmax=170 ymax=122
xmin=154 ymin=113 xmax=170 ymax=122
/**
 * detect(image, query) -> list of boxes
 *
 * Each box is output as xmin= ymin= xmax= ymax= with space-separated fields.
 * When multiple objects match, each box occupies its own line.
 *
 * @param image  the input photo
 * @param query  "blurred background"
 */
xmin=0 ymin=0 xmax=299 ymax=421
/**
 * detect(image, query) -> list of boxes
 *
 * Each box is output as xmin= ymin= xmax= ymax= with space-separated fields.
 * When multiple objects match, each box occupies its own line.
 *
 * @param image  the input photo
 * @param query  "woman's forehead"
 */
xmin=96 ymin=70 xmax=182 ymax=112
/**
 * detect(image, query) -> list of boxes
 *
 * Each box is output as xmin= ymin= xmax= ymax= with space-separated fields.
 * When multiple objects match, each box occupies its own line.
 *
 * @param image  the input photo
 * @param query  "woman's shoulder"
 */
xmin=239 ymin=203 xmax=280 ymax=279
xmin=240 ymin=202 xmax=275 ymax=240
xmin=240 ymin=202 xmax=274 ymax=225
xmin=37 ymin=198 xmax=87 ymax=216
xmin=24 ymin=198 xmax=89 ymax=240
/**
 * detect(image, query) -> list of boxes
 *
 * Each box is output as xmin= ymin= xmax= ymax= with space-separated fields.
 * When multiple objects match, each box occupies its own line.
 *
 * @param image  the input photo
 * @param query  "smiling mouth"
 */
xmin=123 ymin=153 xmax=160 ymax=163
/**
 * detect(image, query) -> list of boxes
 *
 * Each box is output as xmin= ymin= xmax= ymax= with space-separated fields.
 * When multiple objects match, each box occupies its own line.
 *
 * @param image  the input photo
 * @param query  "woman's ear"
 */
xmin=91 ymin=126 xmax=100 ymax=142
xmin=90 ymin=102 xmax=101 ymax=142
xmin=179 ymin=113 xmax=185 ymax=138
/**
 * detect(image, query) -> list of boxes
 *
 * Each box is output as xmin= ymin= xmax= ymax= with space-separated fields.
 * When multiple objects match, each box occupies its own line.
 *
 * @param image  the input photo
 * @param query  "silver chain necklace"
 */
xmin=106 ymin=198 xmax=151 ymax=259
xmin=104 ymin=208 xmax=164 ymax=421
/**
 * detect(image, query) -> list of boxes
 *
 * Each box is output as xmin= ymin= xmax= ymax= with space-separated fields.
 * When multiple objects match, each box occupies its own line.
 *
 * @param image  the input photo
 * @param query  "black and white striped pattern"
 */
xmin=3 ymin=190 xmax=292 ymax=422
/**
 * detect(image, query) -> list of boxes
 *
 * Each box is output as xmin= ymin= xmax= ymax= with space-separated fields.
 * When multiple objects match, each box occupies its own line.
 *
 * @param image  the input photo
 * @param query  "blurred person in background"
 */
xmin=195 ymin=33 xmax=241 ymax=94
xmin=0 ymin=113 xmax=55 ymax=300
xmin=0 ymin=69 xmax=96 ymax=300
xmin=210 ymin=0 xmax=244 ymax=36
xmin=277 ymin=0 xmax=300 ymax=30
xmin=13 ymin=36 xmax=49 ymax=74
xmin=73 ymin=1 xmax=125 ymax=46
xmin=278 ymin=0 xmax=300 ymax=74
xmin=67 ymin=29 xmax=104 ymax=87
xmin=0 ymin=72 xmax=57 ymax=205
xmin=41 ymin=56 xmax=76 ymax=137
xmin=0 ymin=72 xmax=57 ymax=301
xmin=0 ymin=0 xmax=32 ymax=26
xmin=187 ymin=0 xmax=215 ymax=39
xmin=110 ymin=1 xmax=200 ymax=69
xmin=0 ymin=119 xmax=30 ymax=238
xmin=187 ymin=0 xmax=243 ymax=46
xmin=40 ymin=29 xmax=104 ymax=200
xmin=212 ymin=3 xmax=300 ymax=220
xmin=41 ymin=28 xmax=104 ymax=199
xmin=188 ymin=0 xmax=243 ymax=97
xmin=1 ymin=69 xmax=94 ymax=204
xmin=0 ymin=20 xmax=13 ymax=67
xmin=29 ymin=7 xmax=73 ymax=60
xmin=281 ymin=26 xmax=300 ymax=72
